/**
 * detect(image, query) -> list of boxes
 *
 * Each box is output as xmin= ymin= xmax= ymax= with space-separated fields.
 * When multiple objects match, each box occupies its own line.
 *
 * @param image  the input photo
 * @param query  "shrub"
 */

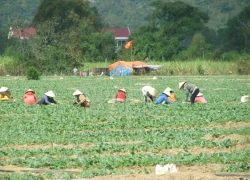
xmin=26 ymin=66 xmax=40 ymax=80
xmin=197 ymin=65 xmax=205 ymax=75
xmin=236 ymin=60 xmax=250 ymax=75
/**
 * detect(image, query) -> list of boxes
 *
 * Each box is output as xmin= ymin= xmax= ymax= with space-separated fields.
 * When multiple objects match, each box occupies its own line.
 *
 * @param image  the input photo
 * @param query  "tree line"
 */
xmin=1 ymin=0 xmax=250 ymax=75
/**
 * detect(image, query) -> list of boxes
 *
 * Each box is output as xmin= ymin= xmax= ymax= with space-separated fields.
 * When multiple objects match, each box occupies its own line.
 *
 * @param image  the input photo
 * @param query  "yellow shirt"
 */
xmin=168 ymin=93 xmax=177 ymax=102
xmin=0 ymin=92 xmax=12 ymax=101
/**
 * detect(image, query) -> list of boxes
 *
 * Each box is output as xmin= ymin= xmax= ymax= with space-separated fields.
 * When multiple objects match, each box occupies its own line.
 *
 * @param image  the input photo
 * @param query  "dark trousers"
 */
xmin=190 ymin=88 xmax=199 ymax=104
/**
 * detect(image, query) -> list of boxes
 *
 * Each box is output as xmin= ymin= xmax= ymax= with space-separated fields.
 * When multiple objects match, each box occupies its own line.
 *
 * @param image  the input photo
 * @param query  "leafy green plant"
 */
xmin=197 ymin=65 xmax=205 ymax=75
xmin=26 ymin=66 xmax=40 ymax=80
xmin=236 ymin=60 xmax=250 ymax=75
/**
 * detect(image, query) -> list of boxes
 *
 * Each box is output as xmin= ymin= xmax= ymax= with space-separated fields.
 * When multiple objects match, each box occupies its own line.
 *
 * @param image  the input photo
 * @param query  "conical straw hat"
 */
xmin=197 ymin=92 xmax=203 ymax=96
xmin=119 ymin=88 xmax=126 ymax=93
xmin=73 ymin=90 xmax=83 ymax=96
xmin=163 ymin=87 xmax=173 ymax=96
xmin=45 ymin=90 xmax=55 ymax=97
xmin=179 ymin=82 xmax=186 ymax=89
xmin=149 ymin=88 xmax=157 ymax=97
xmin=0 ymin=86 xmax=8 ymax=92
xmin=25 ymin=89 xmax=35 ymax=93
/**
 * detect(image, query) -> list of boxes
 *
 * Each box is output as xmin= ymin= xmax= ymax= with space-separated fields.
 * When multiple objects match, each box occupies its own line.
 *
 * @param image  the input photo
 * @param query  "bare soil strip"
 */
xmin=0 ymin=164 xmax=248 ymax=180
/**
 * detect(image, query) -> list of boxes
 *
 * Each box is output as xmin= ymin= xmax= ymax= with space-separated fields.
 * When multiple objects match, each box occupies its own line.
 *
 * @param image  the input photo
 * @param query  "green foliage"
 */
xmin=236 ymin=60 xmax=250 ymax=75
xmin=220 ymin=5 xmax=250 ymax=52
xmin=220 ymin=162 xmax=250 ymax=172
xmin=197 ymin=65 xmax=205 ymax=75
xmin=0 ymin=75 xmax=250 ymax=179
xmin=26 ymin=66 xmax=40 ymax=80
xmin=131 ymin=1 xmax=209 ymax=60
xmin=33 ymin=0 xmax=103 ymax=32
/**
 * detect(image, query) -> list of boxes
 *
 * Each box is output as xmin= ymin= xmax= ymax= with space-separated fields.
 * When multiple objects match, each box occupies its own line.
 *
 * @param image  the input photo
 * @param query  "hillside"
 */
xmin=0 ymin=0 xmax=249 ymax=32
xmin=92 ymin=0 xmax=250 ymax=32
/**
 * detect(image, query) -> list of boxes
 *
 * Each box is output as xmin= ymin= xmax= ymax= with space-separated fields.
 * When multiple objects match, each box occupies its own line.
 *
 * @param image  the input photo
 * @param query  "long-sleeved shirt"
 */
xmin=156 ymin=93 xmax=173 ymax=104
xmin=23 ymin=92 xmax=37 ymax=104
xmin=75 ymin=94 xmax=90 ymax=107
xmin=115 ymin=90 xmax=126 ymax=102
xmin=0 ymin=91 xmax=13 ymax=101
xmin=184 ymin=83 xmax=198 ymax=101
xmin=37 ymin=95 xmax=56 ymax=105
xmin=168 ymin=93 xmax=177 ymax=103
xmin=141 ymin=86 xmax=154 ymax=102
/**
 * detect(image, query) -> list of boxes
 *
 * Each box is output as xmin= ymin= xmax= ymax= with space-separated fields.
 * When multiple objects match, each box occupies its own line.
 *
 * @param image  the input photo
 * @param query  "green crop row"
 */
xmin=0 ymin=75 xmax=249 ymax=179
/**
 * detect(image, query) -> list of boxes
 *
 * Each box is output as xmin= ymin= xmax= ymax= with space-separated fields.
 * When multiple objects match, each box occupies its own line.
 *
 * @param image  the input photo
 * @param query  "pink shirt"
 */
xmin=23 ymin=92 xmax=37 ymax=104
xmin=195 ymin=96 xmax=207 ymax=104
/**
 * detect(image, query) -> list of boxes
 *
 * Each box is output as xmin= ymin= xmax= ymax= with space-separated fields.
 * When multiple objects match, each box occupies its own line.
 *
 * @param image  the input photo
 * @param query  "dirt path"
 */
xmin=0 ymin=164 xmax=248 ymax=180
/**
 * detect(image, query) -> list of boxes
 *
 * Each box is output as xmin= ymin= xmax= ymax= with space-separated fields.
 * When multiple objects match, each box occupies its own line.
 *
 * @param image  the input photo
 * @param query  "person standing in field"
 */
xmin=72 ymin=90 xmax=91 ymax=108
xmin=179 ymin=81 xmax=200 ymax=104
xmin=73 ymin=67 xmax=78 ymax=76
xmin=141 ymin=85 xmax=158 ymax=103
xmin=115 ymin=88 xmax=126 ymax=103
xmin=0 ymin=86 xmax=14 ymax=101
xmin=37 ymin=90 xmax=57 ymax=105
xmin=195 ymin=92 xmax=207 ymax=104
xmin=156 ymin=87 xmax=176 ymax=105
xmin=23 ymin=89 xmax=37 ymax=104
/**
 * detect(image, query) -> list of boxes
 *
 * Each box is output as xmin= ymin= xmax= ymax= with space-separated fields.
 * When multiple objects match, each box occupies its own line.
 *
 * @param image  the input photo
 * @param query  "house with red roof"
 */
xmin=8 ymin=27 xmax=37 ymax=39
xmin=103 ymin=27 xmax=131 ymax=49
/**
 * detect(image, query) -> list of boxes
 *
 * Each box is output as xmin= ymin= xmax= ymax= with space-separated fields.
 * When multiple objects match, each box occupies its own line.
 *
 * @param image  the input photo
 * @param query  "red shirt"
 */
xmin=23 ymin=92 xmax=37 ymax=104
xmin=115 ymin=90 xmax=126 ymax=102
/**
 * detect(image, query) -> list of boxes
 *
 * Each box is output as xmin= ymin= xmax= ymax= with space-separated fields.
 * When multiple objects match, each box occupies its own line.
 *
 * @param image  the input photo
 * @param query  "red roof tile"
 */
xmin=103 ymin=28 xmax=130 ymax=38
xmin=11 ymin=27 xmax=37 ymax=38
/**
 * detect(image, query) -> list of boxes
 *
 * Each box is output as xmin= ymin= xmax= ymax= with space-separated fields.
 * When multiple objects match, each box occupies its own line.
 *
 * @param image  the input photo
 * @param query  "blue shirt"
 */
xmin=37 ymin=95 xmax=56 ymax=105
xmin=155 ymin=93 xmax=173 ymax=104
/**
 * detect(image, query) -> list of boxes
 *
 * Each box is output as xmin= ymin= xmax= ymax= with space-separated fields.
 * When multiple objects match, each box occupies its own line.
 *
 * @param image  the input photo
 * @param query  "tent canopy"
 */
xmin=109 ymin=61 xmax=147 ymax=76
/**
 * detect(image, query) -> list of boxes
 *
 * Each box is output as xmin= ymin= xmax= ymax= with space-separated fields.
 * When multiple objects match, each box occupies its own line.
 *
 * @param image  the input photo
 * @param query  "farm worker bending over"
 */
xmin=141 ymin=86 xmax=158 ymax=103
xmin=115 ymin=88 xmax=126 ymax=103
xmin=156 ymin=87 xmax=176 ymax=105
xmin=73 ymin=90 xmax=91 ymax=108
xmin=179 ymin=81 xmax=200 ymax=105
xmin=0 ymin=87 xmax=14 ymax=101
xmin=37 ymin=90 xmax=57 ymax=105
xmin=195 ymin=92 xmax=207 ymax=104
xmin=23 ymin=89 xmax=37 ymax=104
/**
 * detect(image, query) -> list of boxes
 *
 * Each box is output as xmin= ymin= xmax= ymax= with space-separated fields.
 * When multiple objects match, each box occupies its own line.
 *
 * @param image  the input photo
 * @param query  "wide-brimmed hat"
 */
xmin=45 ymin=90 xmax=55 ymax=97
xmin=163 ymin=87 xmax=173 ymax=96
xmin=119 ymin=88 xmax=126 ymax=93
xmin=0 ymin=86 xmax=8 ymax=92
xmin=179 ymin=82 xmax=186 ymax=89
xmin=149 ymin=88 xmax=158 ymax=97
xmin=197 ymin=92 xmax=203 ymax=96
xmin=25 ymin=89 xmax=35 ymax=93
xmin=73 ymin=90 xmax=83 ymax=96
xmin=241 ymin=95 xmax=249 ymax=103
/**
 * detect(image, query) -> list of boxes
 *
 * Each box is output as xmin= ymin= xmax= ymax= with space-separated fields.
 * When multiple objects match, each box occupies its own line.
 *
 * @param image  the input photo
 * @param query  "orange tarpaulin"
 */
xmin=108 ymin=61 xmax=147 ymax=70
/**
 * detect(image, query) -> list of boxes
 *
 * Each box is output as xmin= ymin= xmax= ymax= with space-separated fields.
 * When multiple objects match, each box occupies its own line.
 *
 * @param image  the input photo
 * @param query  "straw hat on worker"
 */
xmin=164 ymin=87 xmax=176 ymax=102
xmin=179 ymin=82 xmax=186 ymax=89
xmin=119 ymin=88 xmax=126 ymax=93
xmin=163 ymin=87 xmax=173 ymax=96
xmin=25 ymin=89 xmax=35 ymax=94
xmin=45 ymin=90 xmax=55 ymax=97
xmin=142 ymin=86 xmax=158 ymax=102
xmin=197 ymin=92 xmax=203 ymax=96
xmin=0 ymin=86 xmax=8 ymax=92
xmin=73 ymin=90 xmax=83 ymax=96
xmin=149 ymin=88 xmax=157 ymax=97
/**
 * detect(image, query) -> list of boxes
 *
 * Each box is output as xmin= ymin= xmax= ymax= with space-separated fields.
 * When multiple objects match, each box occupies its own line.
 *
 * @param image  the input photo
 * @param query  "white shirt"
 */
xmin=141 ymin=86 xmax=154 ymax=102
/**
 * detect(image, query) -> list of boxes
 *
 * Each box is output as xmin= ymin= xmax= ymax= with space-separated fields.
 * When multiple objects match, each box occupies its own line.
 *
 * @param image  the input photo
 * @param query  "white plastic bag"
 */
xmin=241 ymin=95 xmax=249 ymax=103
xmin=155 ymin=163 xmax=177 ymax=175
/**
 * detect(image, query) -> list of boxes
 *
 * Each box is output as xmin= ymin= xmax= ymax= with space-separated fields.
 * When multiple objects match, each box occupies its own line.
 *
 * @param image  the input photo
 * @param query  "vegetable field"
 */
xmin=0 ymin=75 xmax=250 ymax=180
